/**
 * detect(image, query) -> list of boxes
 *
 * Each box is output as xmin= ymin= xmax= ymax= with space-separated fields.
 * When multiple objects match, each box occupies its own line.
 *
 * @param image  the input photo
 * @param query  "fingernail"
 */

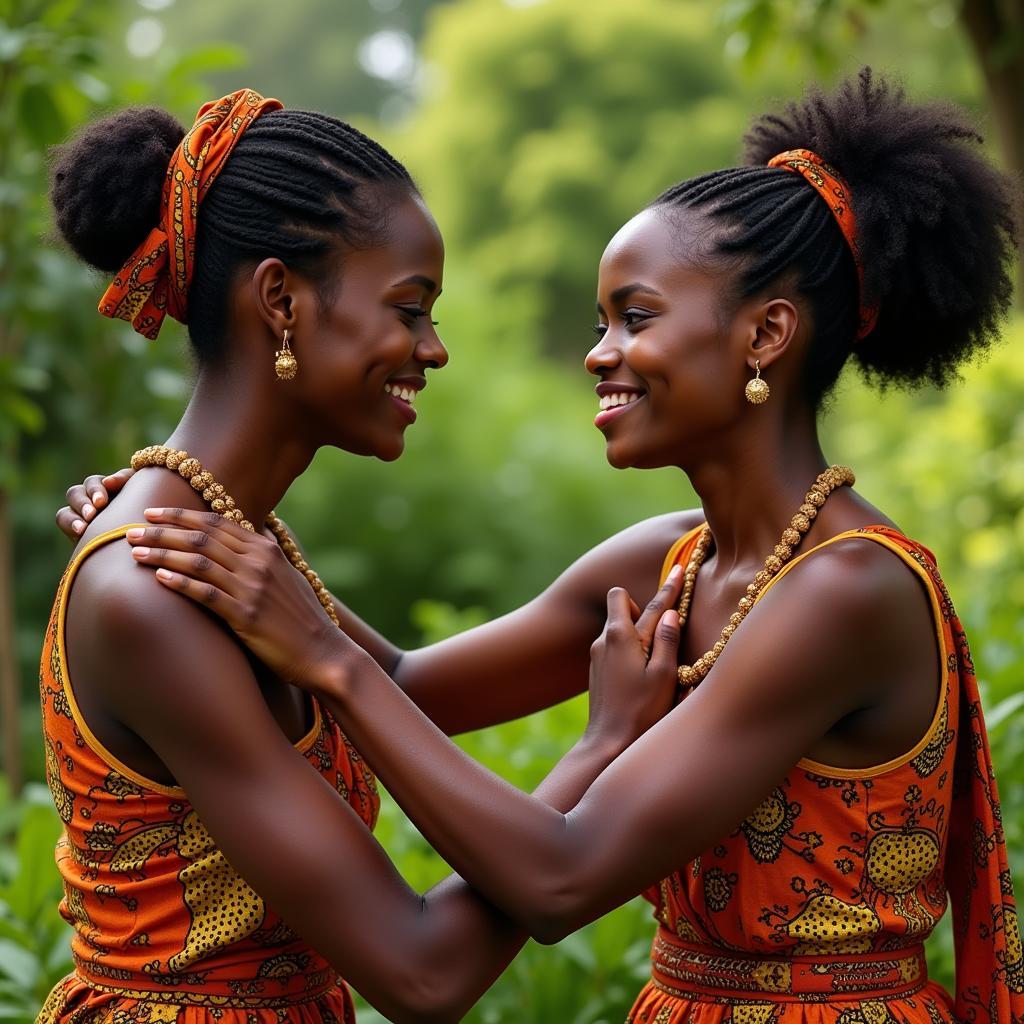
xmin=145 ymin=508 xmax=163 ymax=517
xmin=72 ymin=519 xmax=85 ymax=534
xmin=668 ymin=565 xmax=683 ymax=580
xmin=126 ymin=528 xmax=144 ymax=540
xmin=661 ymin=610 xmax=677 ymax=626
xmin=82 ymin=503 xmax=95 ymax=518
xmin=91 ymin=492 xmax=105 ymax=506
xmin=132 ymin=547 xmax=151 ymax=558
xmin=156 ymin=568 xmax=173 ymax=581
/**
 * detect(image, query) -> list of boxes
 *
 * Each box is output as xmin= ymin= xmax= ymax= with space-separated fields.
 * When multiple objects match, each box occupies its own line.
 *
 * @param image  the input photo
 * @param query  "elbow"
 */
xmin=384 ymin=965 xmax=473 ymax=1024
xmin=519 ymin=876 xmax=591 ymax=946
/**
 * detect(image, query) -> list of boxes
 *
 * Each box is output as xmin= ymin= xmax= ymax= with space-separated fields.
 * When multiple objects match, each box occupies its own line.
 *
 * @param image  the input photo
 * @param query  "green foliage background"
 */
xmin=1 ymin=1 xmax=1021 ymax=1022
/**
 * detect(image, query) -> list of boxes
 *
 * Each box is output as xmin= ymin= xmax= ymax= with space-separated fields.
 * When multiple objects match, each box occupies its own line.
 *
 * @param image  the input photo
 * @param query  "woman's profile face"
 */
xmin=290 ymin=193 xmax=447 ymax=461
xmin=586 ymin=207 xmax=747 ymax=471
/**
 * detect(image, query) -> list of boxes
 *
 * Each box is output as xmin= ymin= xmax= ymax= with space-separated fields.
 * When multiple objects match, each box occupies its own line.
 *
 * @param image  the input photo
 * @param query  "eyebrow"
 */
xmin=393 ymin=274 xmax=439 ymax=294
xmin=596 ymin=282 xmax=663 ymax=313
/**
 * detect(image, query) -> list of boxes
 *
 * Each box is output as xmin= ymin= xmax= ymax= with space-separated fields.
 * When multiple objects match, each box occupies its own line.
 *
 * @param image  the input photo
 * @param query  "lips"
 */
xmin=385 ymin=377 xmax=425 ymax=424
xmin=594 ymin=381 xmax=646 ymax=429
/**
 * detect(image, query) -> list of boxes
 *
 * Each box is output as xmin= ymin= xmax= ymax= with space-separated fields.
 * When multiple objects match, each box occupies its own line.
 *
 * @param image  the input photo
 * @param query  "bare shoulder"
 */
xmin=750 ymin=532 xmax=937 ymax=696
xmin=558 ymin=508 xmax=704 ymax=596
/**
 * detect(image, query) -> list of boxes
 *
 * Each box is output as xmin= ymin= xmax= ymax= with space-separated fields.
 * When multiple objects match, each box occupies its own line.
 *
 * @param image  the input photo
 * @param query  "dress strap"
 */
xmin=659 ymin=523 xmax=707 ymax=585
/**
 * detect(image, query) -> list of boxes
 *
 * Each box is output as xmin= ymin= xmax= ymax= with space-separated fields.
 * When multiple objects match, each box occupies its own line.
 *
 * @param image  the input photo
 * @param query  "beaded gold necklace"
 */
xmin=131 ymin=445 xmax=339 ymax=626
xmin=676 ymin=465 xmax=855 ymax=690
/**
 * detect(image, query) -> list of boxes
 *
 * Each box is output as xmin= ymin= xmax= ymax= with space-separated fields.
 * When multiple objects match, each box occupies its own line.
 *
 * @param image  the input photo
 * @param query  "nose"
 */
xmin=585 ymin=330 xmax=621 ymax=376
xmin=417 ymin=324 xmax=449 ymax=370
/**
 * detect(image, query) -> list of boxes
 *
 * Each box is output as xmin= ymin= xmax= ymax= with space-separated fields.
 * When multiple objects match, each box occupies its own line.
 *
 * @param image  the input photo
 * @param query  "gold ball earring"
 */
xmin=745 ymin=359 xmax=769 ymax=405
xmin=274 ymin=329 xmax=298 ymax=381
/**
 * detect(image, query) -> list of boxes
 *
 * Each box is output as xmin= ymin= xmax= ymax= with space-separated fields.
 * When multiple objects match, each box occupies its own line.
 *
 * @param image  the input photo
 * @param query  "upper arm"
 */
xmin=551 ymin=538 xmax=927 ymax=931
xmin=398 ymin=510 xmax=702 ymax=733
xmin=68 ymin=548 xmax=446 ymax=1015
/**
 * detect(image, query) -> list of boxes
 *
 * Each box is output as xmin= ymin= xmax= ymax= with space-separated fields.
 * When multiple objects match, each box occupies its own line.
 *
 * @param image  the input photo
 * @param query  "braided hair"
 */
xmin=653 ymin=68 xmax=1018 ymax=405
xmin=50 ymin=106 xmax=416 ymax=362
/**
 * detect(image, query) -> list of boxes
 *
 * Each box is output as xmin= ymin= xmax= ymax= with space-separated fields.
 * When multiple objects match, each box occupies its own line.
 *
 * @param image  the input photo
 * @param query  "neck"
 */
xmin=685 ymin=409 xmax=830 ymax=573
xmin=164 ymin=366 xmax=315 ymax=526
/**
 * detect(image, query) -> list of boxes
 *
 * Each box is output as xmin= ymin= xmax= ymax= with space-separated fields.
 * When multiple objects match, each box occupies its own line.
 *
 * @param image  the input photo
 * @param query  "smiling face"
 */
xmin=587 ymin=206 xmax=757 ymax=470
xmin=285 ymin=192 xmax=447 ymax=461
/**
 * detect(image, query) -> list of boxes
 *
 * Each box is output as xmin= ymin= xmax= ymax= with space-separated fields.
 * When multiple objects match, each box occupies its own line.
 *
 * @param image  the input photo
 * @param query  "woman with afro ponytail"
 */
xmin=57 ymin=71 xmax=1020 ymax=1022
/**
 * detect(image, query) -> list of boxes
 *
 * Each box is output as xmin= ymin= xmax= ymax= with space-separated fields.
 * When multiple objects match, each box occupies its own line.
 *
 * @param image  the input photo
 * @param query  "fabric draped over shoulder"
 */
xmin=36 ymin=526 xmax=379 ymax=1024
xmin=629 ymin=524 xmax=1024 ymax=1024
xmin=99 ymin=89 xmax=282 ymax=340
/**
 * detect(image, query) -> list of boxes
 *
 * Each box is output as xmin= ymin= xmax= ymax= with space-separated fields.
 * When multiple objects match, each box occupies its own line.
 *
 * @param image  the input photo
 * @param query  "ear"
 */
xmin=251 ymin=258 xmax=298 ymax=341
xmin=744 ymin=297 xmax=799 ymax=372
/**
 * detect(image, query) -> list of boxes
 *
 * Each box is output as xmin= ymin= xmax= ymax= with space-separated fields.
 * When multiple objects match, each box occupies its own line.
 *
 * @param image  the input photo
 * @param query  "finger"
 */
xmin=56 ymin=507 xmax=86 ymax=539
xmin=131 ymin=546 xmax=240 ymax=597
xmin=65 ymin=484 xmax=96 ymax=521
xmin=604 ymin=587 xmax=633 ymax=635
xmin=647 ymin=609 xmax=682 ymax=678
xmin=125 ymin=525 xmax=239 ymax=570
xmin=153 ymin=568 xmax=246 ymax=625
xmin=143 ymin=507 xmax=253 ymax=553
xmin=101 ymin=468 xmax=134 ymax=493
xmin=83 ymin=475 xmax=109 ymax=509
xmin=635 ymin=565 xmax=685 ymax=654
xmin=628 ymin=597 xmax=642 ymax=622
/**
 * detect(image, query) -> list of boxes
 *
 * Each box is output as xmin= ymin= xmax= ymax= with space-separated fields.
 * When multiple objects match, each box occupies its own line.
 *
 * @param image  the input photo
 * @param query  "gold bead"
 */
xmin=202 ymin=487 xmax=216 ymax=502
xmin=738 ymin=596 xmax=753 ymax=612
xmin=765 ymin=555 xmax=783 ymax=573
xmin=712 ymin=640 xmax=726 ymax=656
xmin=192 ymin=471 xmax=214 ymax=489
xmin=774 ymin=543 xmax=792 ymax=560
xmin=730 ymin=612 xmax=743 ymax=626
xmin=746 ymin=582 xmax=759 ymax=596
xmin=211 ymin=483 xmax=225 ymax=498
xmin=211 ymin=498 xmax=226 ymax=512
xmin=754 ymin=570 xmax=772 ymax=586
xmin=223 ymin=496 xmax=236 ymax=511
xmin=799 ymin=503 xmax=818 ymax=519
xmin=722 ymin=623 xmax=736 ymax=638
xmin=678 ymin=665 xmax=699 ymax=687
xmin=240 ymin=520 xmax=255 ymax=532
xmin=782 ymin=528 xmax=801 ymax=546
xmin=806 ymin=490 xmax=826 ymax=507
xmin=745 ymin=376 xmax=770 ymax=405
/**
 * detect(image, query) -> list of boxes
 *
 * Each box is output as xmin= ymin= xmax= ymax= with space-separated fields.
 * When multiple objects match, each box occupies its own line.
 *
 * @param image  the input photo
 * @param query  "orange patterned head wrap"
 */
xmin=99 ymin=88 xmax=283 ymax=340
xmin=766 ymin=148 xmax=879 ymax=340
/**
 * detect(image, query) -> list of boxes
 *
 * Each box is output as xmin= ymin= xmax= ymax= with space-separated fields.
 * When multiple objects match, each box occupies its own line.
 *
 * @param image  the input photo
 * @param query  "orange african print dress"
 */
xmin=629 ymin=526 xmax=1024 ymax=1024
xmin=36 ymin=526 xmax=380 ymax=1024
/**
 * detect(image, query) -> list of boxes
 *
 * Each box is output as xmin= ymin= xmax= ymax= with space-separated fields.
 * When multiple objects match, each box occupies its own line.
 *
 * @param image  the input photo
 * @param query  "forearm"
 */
xmin=318 ymin=652 xmax=609 ymax=938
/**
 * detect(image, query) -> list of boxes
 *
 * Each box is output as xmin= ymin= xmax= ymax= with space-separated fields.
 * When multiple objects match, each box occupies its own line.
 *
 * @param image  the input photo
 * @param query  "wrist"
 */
xmin=576 ymin=726 xmax=631 ymax=764
xmin=303 ymin=629 xmax=357 ymax=703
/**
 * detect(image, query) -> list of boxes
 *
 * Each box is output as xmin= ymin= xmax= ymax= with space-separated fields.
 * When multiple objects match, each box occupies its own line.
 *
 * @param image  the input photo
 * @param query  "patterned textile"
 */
xmin=766 ymin=148 xmax=878 ymax=339
xmin=99 ymin=89 xmax=282 ymax=339
xmin=37 ymin=526 xmax=379 ymax=1024
xmin=628 ymin=526 xmax=1024 ymax=1024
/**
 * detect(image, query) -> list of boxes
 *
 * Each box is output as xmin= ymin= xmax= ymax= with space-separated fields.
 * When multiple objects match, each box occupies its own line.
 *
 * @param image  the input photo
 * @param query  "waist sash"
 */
xmin=650 ymin=927 xmax=927 ymax=1004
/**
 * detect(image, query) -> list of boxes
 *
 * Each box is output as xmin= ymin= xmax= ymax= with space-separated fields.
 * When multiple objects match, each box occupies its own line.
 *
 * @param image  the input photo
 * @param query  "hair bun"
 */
xmin=743 ymin=67 xmax=1018 ymax=389
xmin=50 ymin=107 xmax=185 ymax=273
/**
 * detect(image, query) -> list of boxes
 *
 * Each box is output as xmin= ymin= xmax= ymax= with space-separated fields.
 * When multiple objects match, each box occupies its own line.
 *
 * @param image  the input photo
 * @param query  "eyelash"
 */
xmin=592 ymin=310 xmax=648 ymax=336
xmin=396 ymin=306 xmax=439 ymax=327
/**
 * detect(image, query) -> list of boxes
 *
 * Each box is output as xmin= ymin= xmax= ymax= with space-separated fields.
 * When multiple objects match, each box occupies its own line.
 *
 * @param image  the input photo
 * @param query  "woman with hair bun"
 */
xmin=38 ymin=89 xmax=688 ymax=1024
xmin=112 ymin=70 xmax=1023 ymax=1022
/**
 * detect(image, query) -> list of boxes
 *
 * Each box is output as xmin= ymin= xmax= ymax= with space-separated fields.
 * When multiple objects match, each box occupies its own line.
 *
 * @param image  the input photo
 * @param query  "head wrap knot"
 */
xmin=767 ymin=148 xmax=879 ymax=340
xmin=99 ymin=88 xmax=283 ymax=340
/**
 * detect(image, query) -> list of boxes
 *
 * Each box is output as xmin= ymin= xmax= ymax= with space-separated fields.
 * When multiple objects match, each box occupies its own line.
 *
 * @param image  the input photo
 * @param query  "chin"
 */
xmin=374 ymin=434 xmax=407 ymax=462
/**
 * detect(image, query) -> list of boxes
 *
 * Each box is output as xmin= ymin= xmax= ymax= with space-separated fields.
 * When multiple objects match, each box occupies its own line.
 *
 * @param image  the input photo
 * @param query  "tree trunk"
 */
xmin=0 ymin=485 xmax=22 ymax=796
xmin=959 ymin=0 xmax=1024 ymax=294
